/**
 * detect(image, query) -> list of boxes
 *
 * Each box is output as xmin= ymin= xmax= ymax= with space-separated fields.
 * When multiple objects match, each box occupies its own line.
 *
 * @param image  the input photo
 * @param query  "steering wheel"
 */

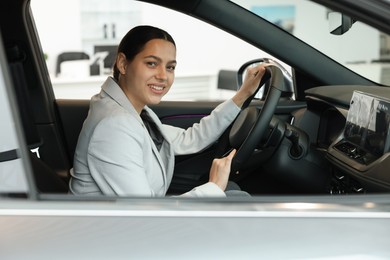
xmin=216 ymin=63 xmax=291 ymax=174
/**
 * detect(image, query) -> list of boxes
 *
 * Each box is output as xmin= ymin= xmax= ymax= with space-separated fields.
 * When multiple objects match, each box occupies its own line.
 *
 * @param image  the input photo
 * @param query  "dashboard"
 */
xmin=304 ymin=85 xmax=390 ymax=193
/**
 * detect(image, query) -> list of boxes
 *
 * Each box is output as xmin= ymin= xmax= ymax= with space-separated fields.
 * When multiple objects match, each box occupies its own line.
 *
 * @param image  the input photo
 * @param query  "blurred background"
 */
xmin=31 ymin=0 xmax=389 ymax=100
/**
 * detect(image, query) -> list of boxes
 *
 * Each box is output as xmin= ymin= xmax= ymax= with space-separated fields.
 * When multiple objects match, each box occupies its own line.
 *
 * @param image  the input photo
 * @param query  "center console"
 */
xmin=327 ymin=91 xmax=390 ymax=193
xmin=334 ymin=91 xmax=390 ymax=164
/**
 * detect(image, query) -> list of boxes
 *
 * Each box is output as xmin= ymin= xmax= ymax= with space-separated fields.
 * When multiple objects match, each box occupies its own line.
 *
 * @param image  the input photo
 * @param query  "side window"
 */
xmin=31 ymin=0 xmax=288 ymax=101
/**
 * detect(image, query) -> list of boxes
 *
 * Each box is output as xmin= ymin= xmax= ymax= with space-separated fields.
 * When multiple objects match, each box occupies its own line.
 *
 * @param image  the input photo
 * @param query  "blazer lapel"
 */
xmin=144 ymin=107 xmax=175 ymax=188
xmin=100 ymin=77 xmax=169 ymax=191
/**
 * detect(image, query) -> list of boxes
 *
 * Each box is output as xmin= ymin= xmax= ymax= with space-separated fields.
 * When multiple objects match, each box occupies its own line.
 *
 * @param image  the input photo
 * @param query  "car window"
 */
xmin=30 ymin=0 xmax=290 ymax=101
xmin=232 ymin=0 xmax=390 ymax=86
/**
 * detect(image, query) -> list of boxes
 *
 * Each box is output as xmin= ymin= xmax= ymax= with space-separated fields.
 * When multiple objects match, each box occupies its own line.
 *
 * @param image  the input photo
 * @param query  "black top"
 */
xmin=140 ymin=110 xmax=164 ymax=151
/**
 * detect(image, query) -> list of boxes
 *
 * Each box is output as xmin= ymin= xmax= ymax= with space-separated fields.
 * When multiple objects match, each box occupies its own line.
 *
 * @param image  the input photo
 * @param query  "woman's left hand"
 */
xmin=208 ymin=149 xmax=237 ymax=191
xmin=231 ymin=64 xmax=268 ymax=108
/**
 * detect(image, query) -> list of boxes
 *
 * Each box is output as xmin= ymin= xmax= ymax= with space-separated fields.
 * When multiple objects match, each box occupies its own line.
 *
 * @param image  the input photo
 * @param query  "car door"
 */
xmin=29 ymin=0 xmax=303 ymax=194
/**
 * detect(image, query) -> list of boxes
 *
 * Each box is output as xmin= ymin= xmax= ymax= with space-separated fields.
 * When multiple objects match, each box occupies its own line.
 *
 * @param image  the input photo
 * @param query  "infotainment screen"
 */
xmin=335 ymin=91 xmax=390 ymax=164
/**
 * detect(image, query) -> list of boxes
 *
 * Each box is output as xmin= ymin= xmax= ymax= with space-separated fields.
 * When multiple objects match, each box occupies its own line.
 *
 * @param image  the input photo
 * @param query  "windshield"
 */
xmin=232 ymin=0 xmax=390 ymax=86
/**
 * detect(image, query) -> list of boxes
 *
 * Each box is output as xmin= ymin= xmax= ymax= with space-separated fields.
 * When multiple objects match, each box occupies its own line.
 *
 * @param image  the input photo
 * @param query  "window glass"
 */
xmin=31 ymin=0 xmax=289 ymax=100
xmin=233 ymin=0 xmax=390 ymax=86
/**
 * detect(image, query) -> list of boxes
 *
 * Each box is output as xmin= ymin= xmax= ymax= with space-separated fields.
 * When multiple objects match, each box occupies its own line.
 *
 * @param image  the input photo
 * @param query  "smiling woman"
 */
xmin=114 ymin=28 xmax=177 ymax=112
xmin=69 ymin=25 xmax=268 ymax=197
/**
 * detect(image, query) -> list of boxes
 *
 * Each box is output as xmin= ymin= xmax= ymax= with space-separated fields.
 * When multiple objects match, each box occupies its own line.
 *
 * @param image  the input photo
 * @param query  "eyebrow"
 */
xmin=144 ymin=55 xmax=177 ymax=65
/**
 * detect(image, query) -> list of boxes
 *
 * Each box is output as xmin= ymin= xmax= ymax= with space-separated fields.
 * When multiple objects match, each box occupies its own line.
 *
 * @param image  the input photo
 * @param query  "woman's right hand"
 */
xmin=209 ymin=149 xmax=237 ymax=191
xmin=231 ymin=64 xmax=268 ymax=108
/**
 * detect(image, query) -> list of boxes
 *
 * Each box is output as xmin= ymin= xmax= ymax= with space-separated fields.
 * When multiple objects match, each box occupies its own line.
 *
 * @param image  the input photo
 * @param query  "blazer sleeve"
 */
xmin=87 ymin=114 xmax=154 ymax=197
xmin=180 ymin=182 xmax=226 ymax=197
xmin=161 ymin=99 xmax=241 ymax=155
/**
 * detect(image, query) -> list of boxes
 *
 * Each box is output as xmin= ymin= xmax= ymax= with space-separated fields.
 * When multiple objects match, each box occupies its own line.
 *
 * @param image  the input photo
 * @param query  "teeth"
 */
xmin=150 ymin=85 xmax=164 ymax=91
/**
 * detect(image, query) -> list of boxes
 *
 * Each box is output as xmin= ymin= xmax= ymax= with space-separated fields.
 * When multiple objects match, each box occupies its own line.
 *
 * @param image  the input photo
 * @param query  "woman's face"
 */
xmin=118 ymin=39 xmax=177 ymax=113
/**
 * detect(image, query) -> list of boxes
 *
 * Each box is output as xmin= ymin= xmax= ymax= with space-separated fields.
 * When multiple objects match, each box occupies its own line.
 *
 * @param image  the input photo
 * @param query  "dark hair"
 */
xmin=113 ymin=25 xmax=176 ymax=80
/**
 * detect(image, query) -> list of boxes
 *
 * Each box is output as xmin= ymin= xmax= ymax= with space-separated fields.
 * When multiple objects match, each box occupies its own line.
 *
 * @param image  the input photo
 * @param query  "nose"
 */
xmin=155 ymin=67 xmax=168 ymax=81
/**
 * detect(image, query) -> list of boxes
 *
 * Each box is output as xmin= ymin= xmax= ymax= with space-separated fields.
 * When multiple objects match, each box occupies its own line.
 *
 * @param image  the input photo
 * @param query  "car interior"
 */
xmin=1 ymin=0 xmax=390 ymax=198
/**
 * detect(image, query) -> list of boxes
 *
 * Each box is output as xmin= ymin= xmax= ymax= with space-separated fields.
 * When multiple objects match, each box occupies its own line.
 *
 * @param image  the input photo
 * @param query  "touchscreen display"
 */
xmin=344 ymin=91 xmax=390 ymax=156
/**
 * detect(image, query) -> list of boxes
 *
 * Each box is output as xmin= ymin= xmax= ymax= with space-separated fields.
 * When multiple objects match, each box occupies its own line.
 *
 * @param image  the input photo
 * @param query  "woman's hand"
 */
xmin=209 ymin=149 xmax=237 ymax=191
xmin=232 ymin=64 xmax=268 ymax=108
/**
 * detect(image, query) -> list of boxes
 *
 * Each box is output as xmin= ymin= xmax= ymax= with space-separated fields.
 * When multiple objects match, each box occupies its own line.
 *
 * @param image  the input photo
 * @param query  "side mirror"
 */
xmin=329 ymin=12 xmax=356 ymax=35
xmin=237 ymin=58 xmax=294 ymax=100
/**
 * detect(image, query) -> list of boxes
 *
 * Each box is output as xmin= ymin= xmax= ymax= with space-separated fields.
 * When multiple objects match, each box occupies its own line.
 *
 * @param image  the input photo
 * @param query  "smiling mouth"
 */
xmin=149 ymin=84 xmax=165 ymax=92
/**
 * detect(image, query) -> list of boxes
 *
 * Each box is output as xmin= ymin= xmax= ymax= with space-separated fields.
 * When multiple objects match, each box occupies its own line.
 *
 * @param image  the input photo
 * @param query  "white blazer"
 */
xmin=70 ymin=77 xmax=240 ymax=197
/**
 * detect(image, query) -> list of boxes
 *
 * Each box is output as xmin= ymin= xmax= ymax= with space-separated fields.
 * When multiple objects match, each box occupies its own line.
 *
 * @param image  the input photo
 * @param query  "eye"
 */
xmin=146 ymin=61 xmax=157 ymax=67
xmin=167 ymin=65 xmax=176 ymax=72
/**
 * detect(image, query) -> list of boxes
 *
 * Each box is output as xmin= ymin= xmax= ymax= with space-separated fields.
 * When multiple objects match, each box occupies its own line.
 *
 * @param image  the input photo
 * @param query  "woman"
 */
xmin=70 ymin=25 xmax=267 ymax=197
